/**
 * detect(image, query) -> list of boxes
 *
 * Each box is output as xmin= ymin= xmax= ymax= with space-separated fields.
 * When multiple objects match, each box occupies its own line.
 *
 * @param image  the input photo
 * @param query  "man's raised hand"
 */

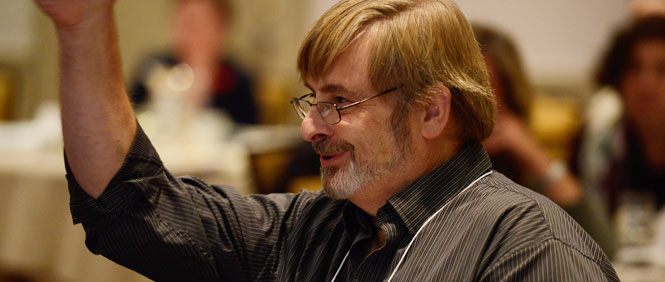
xmin=34 ymin=0 xmax=116 ymax=29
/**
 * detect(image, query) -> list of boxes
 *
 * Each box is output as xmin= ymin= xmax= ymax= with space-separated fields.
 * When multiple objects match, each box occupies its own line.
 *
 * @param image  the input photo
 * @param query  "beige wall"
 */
xmin=456 ymin=0 xmax=629 ymax=101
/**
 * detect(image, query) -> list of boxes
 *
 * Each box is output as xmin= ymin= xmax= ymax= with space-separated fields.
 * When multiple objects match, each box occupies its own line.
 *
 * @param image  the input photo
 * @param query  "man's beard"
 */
xmin=313 ymin=139 xmax=407 ymax=200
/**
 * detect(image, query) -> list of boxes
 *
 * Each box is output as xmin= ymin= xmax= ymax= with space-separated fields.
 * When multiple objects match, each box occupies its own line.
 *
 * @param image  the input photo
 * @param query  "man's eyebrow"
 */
xmin=304 ymin=83 xmax=359 ymax=97
xmin=321 ymin=84 xmax=356 ymax=96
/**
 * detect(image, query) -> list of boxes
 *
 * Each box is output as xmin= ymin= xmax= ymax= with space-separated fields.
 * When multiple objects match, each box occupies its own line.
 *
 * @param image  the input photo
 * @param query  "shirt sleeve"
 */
xmin=475 ymin=193 xmax=618 ymax=282
xmin=66 ymin=124 xmax=320 ymax=281
xmin=478 ymin=238 xmax=618 ymax=282
xmin=563 ymin=186 xmax=616 ymax=259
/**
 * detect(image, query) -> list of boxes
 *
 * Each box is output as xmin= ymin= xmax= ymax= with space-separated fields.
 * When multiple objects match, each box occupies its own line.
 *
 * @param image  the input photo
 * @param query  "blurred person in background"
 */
xmin=473 ymin=24 xmax=616 ymax=258
xmin=129 ymin=0 xmax=258 ymax=125
xmin=574 ymin=16 xmax=665 ymax=234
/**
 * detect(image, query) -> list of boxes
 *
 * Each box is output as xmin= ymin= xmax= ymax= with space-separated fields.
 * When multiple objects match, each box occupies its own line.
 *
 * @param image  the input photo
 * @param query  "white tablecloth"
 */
xmin=0 ymin=130 xmax=290 ymax=281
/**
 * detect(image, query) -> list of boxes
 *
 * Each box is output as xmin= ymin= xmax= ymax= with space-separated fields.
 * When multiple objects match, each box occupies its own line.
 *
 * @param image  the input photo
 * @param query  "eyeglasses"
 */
xmin=290 ymin=87 xmax=399 ymax=124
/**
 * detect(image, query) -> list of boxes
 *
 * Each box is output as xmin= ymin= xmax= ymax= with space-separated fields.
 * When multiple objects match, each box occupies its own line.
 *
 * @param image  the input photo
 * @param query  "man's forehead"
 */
xmin=303 ymin=41 xmax=373 ymax=98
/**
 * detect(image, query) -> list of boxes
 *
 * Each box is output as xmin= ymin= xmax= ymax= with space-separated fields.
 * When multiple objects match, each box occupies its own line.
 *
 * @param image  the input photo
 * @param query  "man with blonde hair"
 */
xmin=35 ymin=0 xmax=618 ymax=280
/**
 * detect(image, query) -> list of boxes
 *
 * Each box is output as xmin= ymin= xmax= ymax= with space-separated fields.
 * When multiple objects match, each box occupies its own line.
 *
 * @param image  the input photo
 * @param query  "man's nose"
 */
xmin=300 ymin=107 xmax=333 ymax=143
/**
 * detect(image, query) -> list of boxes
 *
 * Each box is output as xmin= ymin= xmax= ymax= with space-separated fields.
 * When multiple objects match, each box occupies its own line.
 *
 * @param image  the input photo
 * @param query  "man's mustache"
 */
xmin=312 ymin=140 xmax=354 ymax=155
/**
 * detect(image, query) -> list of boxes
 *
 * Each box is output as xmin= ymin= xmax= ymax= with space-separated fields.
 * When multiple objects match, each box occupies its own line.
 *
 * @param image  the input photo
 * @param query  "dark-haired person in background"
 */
xmin=575 ymin=16 xmax=665 ymax=239
xmin=130 ymin=0 xmax=258 ymax=124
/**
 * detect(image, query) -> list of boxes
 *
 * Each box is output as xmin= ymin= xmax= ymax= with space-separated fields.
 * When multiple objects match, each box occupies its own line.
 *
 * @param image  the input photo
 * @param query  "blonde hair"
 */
xmin=298 ymin=0 xmax=495 ymax=142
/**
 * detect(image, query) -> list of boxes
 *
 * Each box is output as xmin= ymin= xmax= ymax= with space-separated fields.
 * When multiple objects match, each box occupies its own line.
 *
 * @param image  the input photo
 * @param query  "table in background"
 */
xmin=0 ymin=124 xmax=300 ymax=281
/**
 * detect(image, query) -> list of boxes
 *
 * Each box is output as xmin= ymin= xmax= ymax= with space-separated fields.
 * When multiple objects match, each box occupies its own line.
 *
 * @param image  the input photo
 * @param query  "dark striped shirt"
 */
xmin=67 ymin=126 xmax=619 ymax=281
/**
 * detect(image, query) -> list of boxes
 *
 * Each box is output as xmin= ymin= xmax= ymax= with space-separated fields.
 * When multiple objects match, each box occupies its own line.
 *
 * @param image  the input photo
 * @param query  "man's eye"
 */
xmin=334 ymin=97 xmax=350 ymax=105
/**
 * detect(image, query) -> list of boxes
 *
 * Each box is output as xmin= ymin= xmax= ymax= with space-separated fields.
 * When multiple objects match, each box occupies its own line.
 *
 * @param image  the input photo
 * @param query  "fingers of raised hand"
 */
xmin=34 ymin=0 xmax=115 ymax=29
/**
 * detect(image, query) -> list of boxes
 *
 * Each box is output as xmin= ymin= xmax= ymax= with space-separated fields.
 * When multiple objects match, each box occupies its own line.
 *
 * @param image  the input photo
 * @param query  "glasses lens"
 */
xmin=295 ymin=99 xmax=310 ymax=119
xmin=318 ymin=103 xmax=340 ymax=124
xmin=292 ymin=97 xmax=340 ymax=124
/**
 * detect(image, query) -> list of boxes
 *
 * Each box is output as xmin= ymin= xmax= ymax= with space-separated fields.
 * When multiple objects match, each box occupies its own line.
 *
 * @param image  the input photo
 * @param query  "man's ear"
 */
xmin=421 ymin=85 xmax=451 ymax=140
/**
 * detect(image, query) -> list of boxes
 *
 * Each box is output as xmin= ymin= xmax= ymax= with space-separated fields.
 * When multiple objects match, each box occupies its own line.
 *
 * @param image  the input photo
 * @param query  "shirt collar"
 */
xmin=387 ymin=142 xmax=492 ymax=234
xmin=341 ymin=201 xmax=374 ymax=241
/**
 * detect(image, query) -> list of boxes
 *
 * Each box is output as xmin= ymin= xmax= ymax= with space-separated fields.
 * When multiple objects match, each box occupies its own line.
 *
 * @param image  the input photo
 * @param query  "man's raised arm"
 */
xmin=35 ymin=0 xmax=136 ymax=198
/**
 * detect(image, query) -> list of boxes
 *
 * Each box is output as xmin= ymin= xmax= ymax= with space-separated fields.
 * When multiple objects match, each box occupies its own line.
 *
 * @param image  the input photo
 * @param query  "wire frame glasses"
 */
xmin=290 ymin=87 xmax=399 ymax=125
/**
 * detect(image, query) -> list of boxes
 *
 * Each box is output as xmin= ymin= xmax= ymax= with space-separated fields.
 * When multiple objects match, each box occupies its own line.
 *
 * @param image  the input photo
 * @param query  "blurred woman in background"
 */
xmin=474 ymin=24 xmax=615 ymax=257
xmin=130 ymin=0 xmax=258 ymax=125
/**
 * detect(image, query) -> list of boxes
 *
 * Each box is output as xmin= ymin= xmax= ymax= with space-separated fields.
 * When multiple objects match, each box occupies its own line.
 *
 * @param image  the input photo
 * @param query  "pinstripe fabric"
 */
xmin=67 ymin=126 xmax=619 ymax=281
